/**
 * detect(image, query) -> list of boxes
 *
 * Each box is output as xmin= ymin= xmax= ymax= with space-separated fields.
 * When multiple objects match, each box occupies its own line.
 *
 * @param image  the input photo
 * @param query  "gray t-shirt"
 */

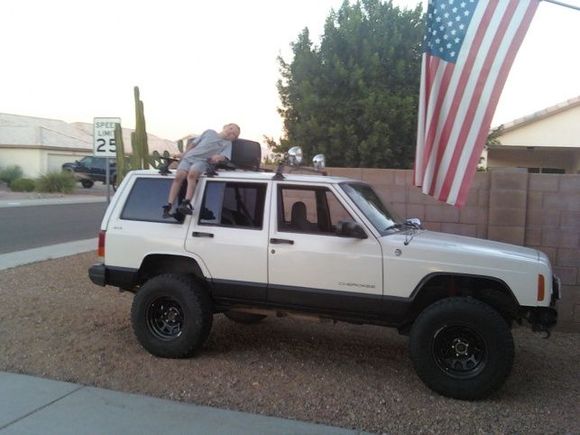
xmin=184 ymin=129 xmax=232 ymax=161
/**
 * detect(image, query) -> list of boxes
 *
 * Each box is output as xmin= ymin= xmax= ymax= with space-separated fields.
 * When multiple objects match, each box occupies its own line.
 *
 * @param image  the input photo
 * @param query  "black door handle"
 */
xmin=270 ymin=238 xmax=294 ymax=245
xmin=192 ymin=231 xmax=214 ymax=238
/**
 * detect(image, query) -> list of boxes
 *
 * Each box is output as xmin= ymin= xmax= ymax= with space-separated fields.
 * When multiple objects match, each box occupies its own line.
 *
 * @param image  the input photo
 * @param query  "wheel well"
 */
xmin=138 ymin=254 xmax=206 ymax=285
xmin=403 ymin=274 xmax=520 ymax=331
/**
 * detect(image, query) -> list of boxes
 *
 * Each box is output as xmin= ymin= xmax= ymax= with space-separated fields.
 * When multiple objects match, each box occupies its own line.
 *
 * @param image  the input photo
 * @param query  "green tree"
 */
xmin=273 ymin=0 xmax=424 ymax=168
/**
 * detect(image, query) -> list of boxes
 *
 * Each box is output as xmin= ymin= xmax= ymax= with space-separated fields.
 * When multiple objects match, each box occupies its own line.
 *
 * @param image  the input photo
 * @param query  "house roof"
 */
xmin=496 ymin=95 xmax=580 ymax=134
xmin=0 ymin=113 xmax=177 ymax=154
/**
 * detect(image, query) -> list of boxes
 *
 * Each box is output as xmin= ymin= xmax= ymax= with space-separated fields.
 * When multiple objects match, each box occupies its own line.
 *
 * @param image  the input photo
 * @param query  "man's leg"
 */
xmin=185 ymin=169 xmax=201 ymax=201
xmin=167 ymin=170 xmax=188 ymax=204
xmin=162 ymin=170 xmax=187 ymax=218
xmin=177 ymin=169 xmax=201 ymax=215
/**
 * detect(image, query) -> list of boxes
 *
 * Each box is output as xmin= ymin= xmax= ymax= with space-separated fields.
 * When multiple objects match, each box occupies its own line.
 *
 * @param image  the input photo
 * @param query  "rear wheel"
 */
xmin=131 ymin=274 xmax=213 ymax=358
xmin=409 ymin=297 xmax=514 ymax=400
xmin=224 ymin=311 xmax=266 ymax=324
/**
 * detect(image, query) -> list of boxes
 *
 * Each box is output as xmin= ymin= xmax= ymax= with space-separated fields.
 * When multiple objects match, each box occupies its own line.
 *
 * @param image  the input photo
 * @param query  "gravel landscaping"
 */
xmin=0 ymin=253 xmax=579 ymax=434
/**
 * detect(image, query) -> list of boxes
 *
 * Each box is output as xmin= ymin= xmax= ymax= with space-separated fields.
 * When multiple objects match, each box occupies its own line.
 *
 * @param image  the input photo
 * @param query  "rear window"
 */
xmin=121 ymin=178 xmax=175 ymax=223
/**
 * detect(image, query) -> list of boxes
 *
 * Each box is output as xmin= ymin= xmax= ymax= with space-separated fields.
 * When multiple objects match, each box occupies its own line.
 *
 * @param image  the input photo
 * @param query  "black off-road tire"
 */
xmin=131 ymin=274 xmax=213 ymax=358
xmin=81 ymin=179 xmax=94 ymax=188
xmin=409 ymin=297 xmax=514 ymax=400
xmin=224 ymin=311 xmax=267 ymax=324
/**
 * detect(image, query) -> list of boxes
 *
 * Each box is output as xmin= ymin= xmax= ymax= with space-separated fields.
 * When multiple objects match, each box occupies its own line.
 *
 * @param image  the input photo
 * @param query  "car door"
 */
xmin=267 ymin=183 xmax=383 ymax=314
xmin=185 ymin=178 xmax=271 ymax=303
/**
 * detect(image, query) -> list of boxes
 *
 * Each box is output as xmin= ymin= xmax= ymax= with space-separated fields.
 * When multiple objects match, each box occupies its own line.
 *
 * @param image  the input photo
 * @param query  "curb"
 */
xmin=0 ymin=239 xmax=97 ymax=271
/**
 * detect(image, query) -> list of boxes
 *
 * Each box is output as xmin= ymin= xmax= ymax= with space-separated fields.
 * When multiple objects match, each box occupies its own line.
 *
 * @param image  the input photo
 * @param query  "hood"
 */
xmin=407 ymin=230 xmax=538 ymax=262
xmin=380 ymin=229 xmax=540 ymax=276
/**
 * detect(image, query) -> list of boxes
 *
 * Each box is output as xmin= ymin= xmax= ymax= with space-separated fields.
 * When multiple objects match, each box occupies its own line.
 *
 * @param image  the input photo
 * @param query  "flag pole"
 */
xmin=541 ymin=0 xmax=580 ymax=12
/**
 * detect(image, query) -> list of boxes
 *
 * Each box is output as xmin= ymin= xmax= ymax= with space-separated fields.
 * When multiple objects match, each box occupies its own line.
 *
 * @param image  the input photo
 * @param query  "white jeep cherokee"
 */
xmin=89 ymin=154 xmax=559 ymax=400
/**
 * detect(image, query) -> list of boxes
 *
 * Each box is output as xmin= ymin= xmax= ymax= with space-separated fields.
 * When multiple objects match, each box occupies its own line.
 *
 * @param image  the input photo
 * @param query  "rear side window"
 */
xmin=121 ymin=178 xmax=174 ymax=223
xmin=199 ymin=181 xmax=267 ymax=229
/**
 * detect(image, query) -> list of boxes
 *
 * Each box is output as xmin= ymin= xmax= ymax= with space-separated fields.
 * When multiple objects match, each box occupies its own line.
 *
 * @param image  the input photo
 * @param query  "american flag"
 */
xmin=414 ymin=0 xmax=538 ymax=207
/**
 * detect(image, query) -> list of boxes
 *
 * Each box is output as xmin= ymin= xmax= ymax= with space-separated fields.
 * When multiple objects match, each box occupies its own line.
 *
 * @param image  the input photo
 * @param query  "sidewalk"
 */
xmin=0 ymin=372 xmax=365 ymax=435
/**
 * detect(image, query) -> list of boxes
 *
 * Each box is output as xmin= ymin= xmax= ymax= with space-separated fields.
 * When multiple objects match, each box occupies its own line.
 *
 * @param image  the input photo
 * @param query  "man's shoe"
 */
xmin=177 ymin=200 xmax=193 ymax=215
xmin=162 ymin=204 xmax=172 ymax=218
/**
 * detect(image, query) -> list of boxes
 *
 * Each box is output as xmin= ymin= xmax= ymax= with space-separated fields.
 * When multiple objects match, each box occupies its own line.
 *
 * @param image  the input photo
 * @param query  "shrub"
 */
xmin=10 ymin=178 xmax=36 ymax=192
xmin=36 ymin=171 xmax=76 ymax=193
xmin=0 ymin=165 xmax=24 ymax=186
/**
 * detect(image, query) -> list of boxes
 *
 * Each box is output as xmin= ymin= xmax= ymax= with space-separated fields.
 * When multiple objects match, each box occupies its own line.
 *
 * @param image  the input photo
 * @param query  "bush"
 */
xmin=0 ymin=165 xmax=24 ymax=186
xmin=10 ymin=178 xmax=36 ymax=192
xmin=36 ymin=171 xmax=76 ymax=193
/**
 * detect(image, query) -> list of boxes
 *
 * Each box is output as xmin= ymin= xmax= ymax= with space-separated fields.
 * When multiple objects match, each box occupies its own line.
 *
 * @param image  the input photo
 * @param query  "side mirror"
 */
xmin=406 ymin=218 xmax=422 ymax=228
xmin=336 ymin=221 xmax=367 ymax=239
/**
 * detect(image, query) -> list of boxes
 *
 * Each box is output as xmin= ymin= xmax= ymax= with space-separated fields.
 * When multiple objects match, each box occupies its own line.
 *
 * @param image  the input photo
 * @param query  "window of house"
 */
xmin=527 ymin=167 xmax=565 ymax=174
xmin=199 ymin=181 xmax=267 ymax=229
xmin=121 ymin=178 xmax=176 ymax=223
xmin=277 ymin=185 xmax=355 ymax=235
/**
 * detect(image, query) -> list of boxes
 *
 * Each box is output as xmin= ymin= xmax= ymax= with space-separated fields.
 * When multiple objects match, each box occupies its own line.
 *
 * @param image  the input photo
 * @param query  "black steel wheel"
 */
xmin=432 ymin=325 xmax=487 ymax=379
xmin=409 ymin=297 xmax=514 ymax=400
xmin=131 ymin=274 xmax=213 ymax=358
xmin=81 ymin=179 xmax=94 ymax=188
xmin=146 ymin=297 xmax=185 ymax=341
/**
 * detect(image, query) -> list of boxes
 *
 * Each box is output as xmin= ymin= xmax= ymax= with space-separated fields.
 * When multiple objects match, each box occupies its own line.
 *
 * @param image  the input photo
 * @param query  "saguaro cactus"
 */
xmin=133 ymin=86 xmax=150 ymax=169
xmin=110 ymin=86 xmax=175 ymax=185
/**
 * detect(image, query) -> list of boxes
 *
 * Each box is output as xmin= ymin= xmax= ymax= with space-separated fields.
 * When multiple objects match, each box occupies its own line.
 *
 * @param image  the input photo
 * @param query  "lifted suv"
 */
xmin=62 ymin=156 xmax=116 ymax=189
xmin=89 ymin=157 xmax=559 ymax=400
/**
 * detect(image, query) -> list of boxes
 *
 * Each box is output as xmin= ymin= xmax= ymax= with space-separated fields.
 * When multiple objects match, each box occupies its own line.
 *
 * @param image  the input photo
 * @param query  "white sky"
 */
xmin=1 ymin=0 xmax=579 ymax=143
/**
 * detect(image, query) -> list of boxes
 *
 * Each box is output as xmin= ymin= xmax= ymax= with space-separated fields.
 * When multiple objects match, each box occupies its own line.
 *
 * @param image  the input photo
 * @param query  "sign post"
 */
xmin=93 ymin=117 xmax=121 ymax=203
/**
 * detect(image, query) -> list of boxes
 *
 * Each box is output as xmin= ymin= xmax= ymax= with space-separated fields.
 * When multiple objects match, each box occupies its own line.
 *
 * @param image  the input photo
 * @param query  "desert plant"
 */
xmin=114 ymin=86 xmax=169 ymax=186
xmin=0 ymin=165 xmax=24 ymax=186
xmin=36 ymin=171 xmax=76 ymax=193
xmin=10 ymin=178 xmax=36 ymax=192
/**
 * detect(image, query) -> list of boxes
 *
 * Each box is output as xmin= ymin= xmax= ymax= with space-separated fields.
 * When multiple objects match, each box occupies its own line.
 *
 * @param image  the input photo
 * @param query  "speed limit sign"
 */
xmin=93 ymin=117 xmax=121 ymax=157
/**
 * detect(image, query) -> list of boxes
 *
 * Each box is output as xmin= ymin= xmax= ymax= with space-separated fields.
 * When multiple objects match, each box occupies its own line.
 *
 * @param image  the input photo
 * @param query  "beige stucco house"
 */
xmin=483 ymin=96 xmax=580 ymax=174
xmin=0 ymin=113 xmax=177 ymax=178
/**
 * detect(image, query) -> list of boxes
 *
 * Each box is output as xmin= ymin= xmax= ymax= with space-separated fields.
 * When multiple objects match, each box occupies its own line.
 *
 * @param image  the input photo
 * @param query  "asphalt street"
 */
xmin=0 ymin=202 xmax=106 ymax=254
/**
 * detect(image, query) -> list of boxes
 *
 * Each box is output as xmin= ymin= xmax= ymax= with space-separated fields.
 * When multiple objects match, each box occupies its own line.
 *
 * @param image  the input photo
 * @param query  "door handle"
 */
xmin=270 ymin=238 xmax=294 ymax=245
xmin=192 ymin=231 xmax=214 ymax=238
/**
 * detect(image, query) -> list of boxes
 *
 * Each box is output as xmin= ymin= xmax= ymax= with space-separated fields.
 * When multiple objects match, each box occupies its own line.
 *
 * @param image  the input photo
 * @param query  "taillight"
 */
xmin=98 ymin=230 xmax=106 ymax=259
xmin=537 ymin=274 xmax=545 ymax=302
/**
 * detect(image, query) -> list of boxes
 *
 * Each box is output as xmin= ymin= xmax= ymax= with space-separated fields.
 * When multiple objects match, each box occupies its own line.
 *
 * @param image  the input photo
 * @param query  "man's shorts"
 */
xmin=177 ymin=156 xmax=209 ymax=173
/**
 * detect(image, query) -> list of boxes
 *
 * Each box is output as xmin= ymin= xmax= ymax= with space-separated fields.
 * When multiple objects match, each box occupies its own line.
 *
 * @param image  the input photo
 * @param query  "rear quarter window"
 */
xmin=120 ymin=178 xmax=175 ymax=223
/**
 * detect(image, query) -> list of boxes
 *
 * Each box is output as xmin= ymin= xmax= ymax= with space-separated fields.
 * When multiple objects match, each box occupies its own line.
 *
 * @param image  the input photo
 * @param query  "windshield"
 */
xmin=340 ymin=182 xmax=403 ymax=235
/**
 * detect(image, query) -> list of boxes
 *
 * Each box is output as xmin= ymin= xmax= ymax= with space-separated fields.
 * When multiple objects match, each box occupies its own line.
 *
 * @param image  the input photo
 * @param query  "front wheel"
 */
xmin=81 ymin=179 xmax=94 ymax=188
xmin=131 ymin=274 xmax=213 ymax=358
xmin=409 ymin=297 xmax=514 ymax=400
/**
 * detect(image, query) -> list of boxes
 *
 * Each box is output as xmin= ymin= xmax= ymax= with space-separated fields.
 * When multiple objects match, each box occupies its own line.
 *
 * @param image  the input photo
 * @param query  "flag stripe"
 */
xmin=453 ymin=0 xmax=539 ymax=205
xmin=422 ymin=60 xmax=454 ymax=189
xmin=445 ymin=0 xmax=532 ymax=204
xmin=436 ymin=0 xmax=519 ymax=200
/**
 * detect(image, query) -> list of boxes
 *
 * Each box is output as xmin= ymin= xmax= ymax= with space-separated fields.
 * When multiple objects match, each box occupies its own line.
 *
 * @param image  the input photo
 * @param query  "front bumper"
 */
xmin=525 ymin=274 xmax=561 ymax=335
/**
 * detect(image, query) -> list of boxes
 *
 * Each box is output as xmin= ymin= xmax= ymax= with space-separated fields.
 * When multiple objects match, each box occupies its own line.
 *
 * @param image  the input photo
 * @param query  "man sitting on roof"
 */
xmin=162 ymin=123 xmax=240 ymax=218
